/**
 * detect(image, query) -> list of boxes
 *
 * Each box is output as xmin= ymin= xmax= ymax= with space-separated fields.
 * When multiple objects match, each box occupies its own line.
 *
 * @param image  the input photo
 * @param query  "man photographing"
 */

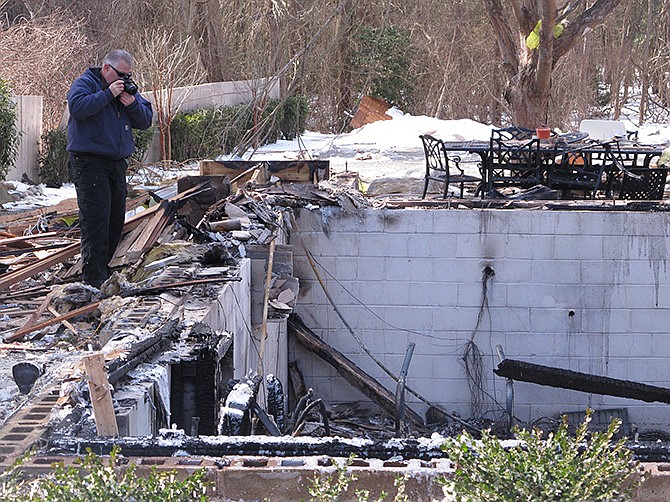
xmin=67 ymin=49 xmax=153 ymax=288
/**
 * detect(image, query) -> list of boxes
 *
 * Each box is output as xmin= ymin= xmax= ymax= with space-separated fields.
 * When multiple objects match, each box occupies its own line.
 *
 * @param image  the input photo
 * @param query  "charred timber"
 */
xmin=288 ymin=315 xmax=424 ymax=427
xmin=494 ymin=358 xmax=670 ymax=403
xmin=107 ymin=319 xmax=180 ymax=385
xmin=46 ymin=433 xmax=446 ymax=460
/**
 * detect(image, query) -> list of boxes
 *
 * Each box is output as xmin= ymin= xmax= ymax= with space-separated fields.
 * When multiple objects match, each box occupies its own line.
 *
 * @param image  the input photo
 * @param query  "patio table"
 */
xmin=441 ymin=136 xmax=669 ymax=198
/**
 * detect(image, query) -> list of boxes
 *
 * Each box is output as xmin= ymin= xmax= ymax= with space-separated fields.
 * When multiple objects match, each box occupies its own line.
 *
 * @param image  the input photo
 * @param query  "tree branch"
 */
xmin=553 ymin=0 xmax=622 ymax=63
xmin=536 ymin=0 xmax=557 ymax=99
xmin=483 ymin=0 xmax=520 ymax=77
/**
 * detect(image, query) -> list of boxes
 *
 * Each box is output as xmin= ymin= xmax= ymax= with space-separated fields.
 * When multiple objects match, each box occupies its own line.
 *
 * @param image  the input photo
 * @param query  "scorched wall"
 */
xmin=291 ymin=206 xmax=670 ymax=430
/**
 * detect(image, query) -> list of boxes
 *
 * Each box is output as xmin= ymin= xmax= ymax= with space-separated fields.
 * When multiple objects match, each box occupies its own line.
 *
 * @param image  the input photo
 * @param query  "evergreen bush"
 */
xmin=351 ymin=26 xmax=414 ymax=110
xmin=38 ymin=128 xmax=68 ymax=187
xmin=0 ymin=79 xmax=21 ymax=181
xmin=440 ymin=409 xmax=643 ymax=501
xmin=130 ymin=124 xmax=157 ymax=165
xmin=170 ymin=95 xmax=309 ymax=162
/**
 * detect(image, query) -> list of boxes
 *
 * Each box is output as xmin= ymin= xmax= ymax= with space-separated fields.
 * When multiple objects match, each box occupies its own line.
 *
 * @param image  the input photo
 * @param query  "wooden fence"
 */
xmin=6 ymin=95 xmax=42 ymax=182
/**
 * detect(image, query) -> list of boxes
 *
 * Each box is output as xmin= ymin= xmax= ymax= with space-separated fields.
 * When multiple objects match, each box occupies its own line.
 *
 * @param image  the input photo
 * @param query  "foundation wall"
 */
xmin=292 ymin=207 xmax=670 ymax=429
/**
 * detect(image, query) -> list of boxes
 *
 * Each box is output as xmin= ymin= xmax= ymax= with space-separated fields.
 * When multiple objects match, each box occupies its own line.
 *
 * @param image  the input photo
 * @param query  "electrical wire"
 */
xmin=295 ymin=226 xmax=480 ymax=433
xmin=304 ymin=246 xmax=471 ymax=349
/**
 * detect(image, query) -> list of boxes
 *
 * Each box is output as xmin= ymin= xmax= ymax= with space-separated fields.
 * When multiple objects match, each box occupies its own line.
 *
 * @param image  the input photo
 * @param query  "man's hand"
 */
xmin=118 ymin=92 xmax=136 ymax=106
xmin=109 ymin=80 xmax=124 ymax=97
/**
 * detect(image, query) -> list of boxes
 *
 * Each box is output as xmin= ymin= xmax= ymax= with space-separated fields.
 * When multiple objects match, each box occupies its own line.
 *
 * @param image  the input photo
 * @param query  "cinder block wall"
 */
xmin=291 ymin=207 xmax=670 ymax=429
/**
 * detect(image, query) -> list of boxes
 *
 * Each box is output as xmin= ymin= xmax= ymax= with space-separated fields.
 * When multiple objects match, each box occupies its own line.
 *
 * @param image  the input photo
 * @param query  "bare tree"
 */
xmin=483 ymin=0 xmax=624 ymax=127
xmin=0 ymin=11 xmax=89 ymax=129
xmin=138 ymin=30 xmax=205 ymax=164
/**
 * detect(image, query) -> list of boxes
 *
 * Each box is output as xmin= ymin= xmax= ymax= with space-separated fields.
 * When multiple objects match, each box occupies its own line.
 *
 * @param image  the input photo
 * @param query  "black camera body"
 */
xmin=122 ymin=75 xmax=138 ymax=95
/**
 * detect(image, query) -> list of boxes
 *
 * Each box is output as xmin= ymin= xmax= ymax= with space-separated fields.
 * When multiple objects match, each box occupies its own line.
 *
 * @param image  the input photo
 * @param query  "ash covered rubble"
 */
xmin=5 ymin=174 xmax=464 ymax=460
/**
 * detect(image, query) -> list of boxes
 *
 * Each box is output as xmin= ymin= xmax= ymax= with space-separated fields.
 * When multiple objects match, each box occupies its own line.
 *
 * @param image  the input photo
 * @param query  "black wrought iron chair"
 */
xmin=419 ymin=134 xmax=481 ymax=198
xmin=491 ymin=126 xmax=535 ymax=141
xmin=619 ymin=168 xmax=668 ymax=200
xmin=486 ymin=134 xmax=543 ymax=194
xmin=547 ymin=144 xmax=607 ymax=199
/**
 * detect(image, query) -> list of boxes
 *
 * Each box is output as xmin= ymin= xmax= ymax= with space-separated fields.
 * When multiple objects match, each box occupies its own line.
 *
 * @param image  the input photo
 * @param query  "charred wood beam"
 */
xmin=494 ymin=358 xmax=670 ymax=403
xmin=107 ymin=318 xmax=180 ymax=385
xmin=288 ymin=315 xmax=424 ymax=427
xmin=47 ymin=432 xmax=447 ymax=460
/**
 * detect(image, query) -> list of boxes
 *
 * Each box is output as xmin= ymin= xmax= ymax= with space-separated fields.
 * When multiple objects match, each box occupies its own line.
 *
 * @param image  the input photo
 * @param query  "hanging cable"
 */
xmin=296 ymin=226 xmax=480 ymax=433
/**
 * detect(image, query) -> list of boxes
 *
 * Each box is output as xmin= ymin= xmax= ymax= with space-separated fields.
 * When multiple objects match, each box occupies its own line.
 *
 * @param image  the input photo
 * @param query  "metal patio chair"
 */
xmin=419 ymin=134 xmax=481 ymax=198
xmin=619 ymin=167 xmax=668 ymax=200
xmin=547 ymin=143 xmax=607 ymax=199
xmin=486 ymin=132 xmax=543 ymax=194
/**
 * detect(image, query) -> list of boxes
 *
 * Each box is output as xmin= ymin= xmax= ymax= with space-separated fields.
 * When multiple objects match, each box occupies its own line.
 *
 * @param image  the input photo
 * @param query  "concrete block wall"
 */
xmin=198 ymin=259 xmax=252 ymax=380
xmin=291 ymin=207 xmax=670 ymax=430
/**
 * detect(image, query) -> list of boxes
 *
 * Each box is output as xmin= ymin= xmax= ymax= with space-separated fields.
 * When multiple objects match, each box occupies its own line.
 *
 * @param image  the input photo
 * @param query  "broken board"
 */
xmin=199 ymin=160 xmax=329 ymax=184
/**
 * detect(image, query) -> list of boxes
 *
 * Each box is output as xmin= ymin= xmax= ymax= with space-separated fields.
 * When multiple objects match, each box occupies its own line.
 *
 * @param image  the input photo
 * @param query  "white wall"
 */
xmin=291 ymin=207 xmax=670 ymax=430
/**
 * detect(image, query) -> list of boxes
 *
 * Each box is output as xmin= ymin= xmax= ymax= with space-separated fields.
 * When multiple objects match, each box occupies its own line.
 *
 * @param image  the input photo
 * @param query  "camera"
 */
xmin=122 ymin=74 xmax=138 ymax=95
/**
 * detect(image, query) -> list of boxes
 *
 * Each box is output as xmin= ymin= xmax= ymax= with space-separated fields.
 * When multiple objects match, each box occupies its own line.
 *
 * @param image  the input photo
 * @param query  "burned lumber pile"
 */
xmin=0 ymin=168 xmax=374 ymax=443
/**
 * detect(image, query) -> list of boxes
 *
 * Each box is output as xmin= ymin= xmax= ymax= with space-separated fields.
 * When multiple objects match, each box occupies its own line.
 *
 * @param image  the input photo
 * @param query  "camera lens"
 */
xmin=122 ymin=76 xmax=138 ymax=95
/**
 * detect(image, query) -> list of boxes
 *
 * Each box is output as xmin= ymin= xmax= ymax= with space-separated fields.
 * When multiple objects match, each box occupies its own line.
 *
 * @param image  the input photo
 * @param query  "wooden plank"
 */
xmin=5 ymin=301 xmax=101 ymax=342
xmin=257 ymin=238 xmax=276 ymax=376
xmin=83 ymin=353 xmax=119 ymax=436
xmin=200 ymin=160 xmax=265 ymax=180
xmin=200 ymin=160 xmax=329 ymax=183
xmin=0 ymin=232 xmax=58 ymax=247
xmin=124 ymin=200 xmax=176 ymax=262
xmin=48 ymin=306 xmax=79 ymax=337
xmin=108 ymin=219 xmax=147 ymax=268
xmin=0 ymin=242 xmax=80 ymax=292
xmin=350 ymin=96 xmax=392 ymax=129
xmin=17 ymin=290 xmax=55 ymax=335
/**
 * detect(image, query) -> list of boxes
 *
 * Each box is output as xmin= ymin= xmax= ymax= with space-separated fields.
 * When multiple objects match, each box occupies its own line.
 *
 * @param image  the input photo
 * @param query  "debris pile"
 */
xmin=0 ymin=170 xmax=383 ymax=443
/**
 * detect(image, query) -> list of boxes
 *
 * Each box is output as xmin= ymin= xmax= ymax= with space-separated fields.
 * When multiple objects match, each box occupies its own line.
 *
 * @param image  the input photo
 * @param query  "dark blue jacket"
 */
xmin=67 ymin=67 xmax=153 ymax=159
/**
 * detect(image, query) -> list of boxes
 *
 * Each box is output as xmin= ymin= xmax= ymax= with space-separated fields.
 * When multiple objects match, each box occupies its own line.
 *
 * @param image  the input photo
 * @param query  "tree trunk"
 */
xmin=639 ymin=0 xmax=653 ymax=125
xmin=484 ymin=0 xmax=623 ymax=127
xmin=507 ymin=67 xmax=546 ymax=128
xmin=191 ymin=0 xmax=226 ymax=82
xmin=336 ymin=0 xmax=355 ymax=130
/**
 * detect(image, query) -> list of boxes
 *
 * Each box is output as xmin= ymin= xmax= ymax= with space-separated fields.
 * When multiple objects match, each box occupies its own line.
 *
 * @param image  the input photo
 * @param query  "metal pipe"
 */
xmin=496 ymin=345 xmax=514 ymax=434
xmin=395 ymin=342 xmax=416 ymax=437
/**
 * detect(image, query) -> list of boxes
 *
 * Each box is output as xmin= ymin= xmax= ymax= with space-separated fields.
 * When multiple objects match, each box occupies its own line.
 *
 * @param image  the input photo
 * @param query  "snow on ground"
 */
xmin=2 ymin=111 xmax=669 ymax=209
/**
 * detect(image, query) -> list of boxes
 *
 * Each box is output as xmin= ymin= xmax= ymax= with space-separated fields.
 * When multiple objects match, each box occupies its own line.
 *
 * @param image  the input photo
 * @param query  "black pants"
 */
xmin=69 ymin=153 xmax=127 ymax=288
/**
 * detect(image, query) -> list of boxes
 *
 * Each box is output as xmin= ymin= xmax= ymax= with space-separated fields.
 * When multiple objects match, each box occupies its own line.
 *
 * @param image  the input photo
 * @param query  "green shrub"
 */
xmin=170 ymin=96 xmax=309 ymax=162
xmin=0 ymin=79 xmax=21 ymax=181
xmin=0 ymin=446 xmax=209 ymax=501
xmin=131 ymin=124 xmax=158 ymax=166
xmin=37 ymin=126 xmax=158 ymax=187
xmin=351 ymin=26 xmax=414 ymax=110
xmin=38 ymin=128 xmax=69 ymax=187
xmin=440 ymin=409 xmax=643 ymax=502
xmin=277 ymin=95 xmax=310 ymax=140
